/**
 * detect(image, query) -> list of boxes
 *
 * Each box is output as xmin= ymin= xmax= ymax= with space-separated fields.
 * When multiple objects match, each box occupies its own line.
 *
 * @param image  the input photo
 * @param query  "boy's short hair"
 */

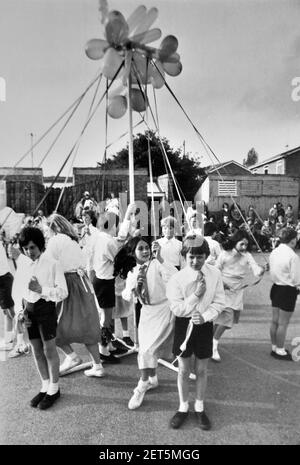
xmin=280 ymin=228 xmax=297 ymax=244
xmin=160 ymin=216 xmax=178 ymax=228
xmin=18 ymin=227 xmax=45 ymax=251
xmin=181 ymin=235 xmax=210 ymax=258
xmin=204 ymin=222 xmax=217 ymax=236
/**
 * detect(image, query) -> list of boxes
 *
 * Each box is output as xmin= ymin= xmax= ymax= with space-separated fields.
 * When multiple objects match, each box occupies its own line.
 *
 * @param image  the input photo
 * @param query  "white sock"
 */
xmin=272 ymin=344 xmax=277 ymax=351
xmin=108 ymin=342 xmax=115 ymax=352
xmin=149 ymin=375 xmax=158 ymax=385
xmin=137 ymin=379 xmax=149 ymax=391
xmin=276 ymin=347 xmax=287 ymax=356
xmin=213 ymin=338 xmax=219 ymax=348
xmin=17 ymin=333 xmax=25 ymax=345
xmin=178 ymin=401 xmax=189 ymax=413
xmin=99 ymin=344 xmax=110 ymax=356
xmin=5 ymin=331 xmax=13 ymax=344
xmin=47 ymin=382 xmax=59 ymax=396
xmin=68 ymin=352 xmax=79 ymax=361
xmin=194 ymin=399 xmax=204 ymax=412
xmin=41 ymin=379 xmax=50 ymax=393
xmin=92 ymin=363 xmax=103 ymax=370
xmin=123 ymin=330 xmax=130 ymax=338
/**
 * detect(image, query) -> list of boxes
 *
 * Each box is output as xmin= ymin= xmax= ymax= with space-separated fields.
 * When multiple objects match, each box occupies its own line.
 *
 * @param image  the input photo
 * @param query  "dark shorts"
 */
xmin=270 ymin=284 xmax=298 ymax=313
xmin=27 ymin=299 xmax=57 ymax=341
xmin=173 ymin=317 xmax=213 ymax=359
xmin=93 ymin=277 xmax=115 ymax=309
xmin=0 ymin=272 xmax=14 ymax=310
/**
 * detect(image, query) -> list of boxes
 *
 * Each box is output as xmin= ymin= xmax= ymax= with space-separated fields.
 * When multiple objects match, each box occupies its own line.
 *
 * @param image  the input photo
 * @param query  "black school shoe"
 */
xmin=271 ymin=350 xmax=293 ymax=361
xmin=100 ymin=353 xmax=121 ymax=364
xmin=195 ymin=411 xmax=211 ymax=431
xmin=170 ymin=411 xmax=189 ymax=429
xmin=30 ymin=392 xmax=47 ymax=408
xmin=38 ymin=390 xmax=61 ymax=410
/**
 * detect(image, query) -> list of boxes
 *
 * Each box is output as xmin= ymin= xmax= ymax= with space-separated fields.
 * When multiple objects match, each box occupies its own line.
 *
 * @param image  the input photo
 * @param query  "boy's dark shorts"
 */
xmin=270 ymin=284 xmax=298 ymax=313
xmin=173 ymin=317 xmax=213 ymax=359
xmin=0 ymin=272 xmax=14 ymax=310
xmin=93 ymin=277 xmax=115 ymax=308
xmin=27 ymin=299 xmax=57 ymax=341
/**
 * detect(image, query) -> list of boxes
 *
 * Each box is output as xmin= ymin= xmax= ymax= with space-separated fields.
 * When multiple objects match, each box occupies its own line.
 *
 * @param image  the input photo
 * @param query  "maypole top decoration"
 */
xmin=85 ymin=3 xmax=182 ymax=118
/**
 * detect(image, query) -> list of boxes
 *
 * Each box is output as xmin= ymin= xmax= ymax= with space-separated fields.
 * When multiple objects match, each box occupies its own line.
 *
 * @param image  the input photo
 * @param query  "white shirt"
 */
xmin=122 ymin=259 xmax=177 ymax=303
xmin=204 ymin=236 xmax=222 ymax=266
xmin=0 ymin=241 xmax=10 ymax=276
xmin=166 ymin=263 xmax=225 ymax=323
xmin=16 ymin=253 xmax=68 ymax=304
xmin=92 ymin=232 xmax=120 ymax=280
xmin=45 ymin=233 xmax=86 ymax=272
xmin=269 ymin=243 xmax=300 ymax=287
xmin=157 ymin=236 xmax=182 ymax=267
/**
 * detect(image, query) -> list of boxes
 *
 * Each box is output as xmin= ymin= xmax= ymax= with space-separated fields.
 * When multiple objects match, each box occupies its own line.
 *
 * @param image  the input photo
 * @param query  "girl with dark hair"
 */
xmin=212 ymin=229 xmax=265 ymax=362
xmin=120 ymin=236 xmax=177 ymax=411
xmin=18 ymin=227 xmax=68 ymax=409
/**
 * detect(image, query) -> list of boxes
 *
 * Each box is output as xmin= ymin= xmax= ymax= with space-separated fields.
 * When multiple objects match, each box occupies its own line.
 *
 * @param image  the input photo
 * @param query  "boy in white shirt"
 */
xmin=166 ymin=235 xmax=225 ymax=431
xmin=18 ymin=227 xmax=68 ymax=409
xmin=157 ymin=216 xmax=182 ymax=269
xmin=269 ymin=228 xmax=300 ymax=360
xmin=0 ymin=240 xmax=15 ymax=351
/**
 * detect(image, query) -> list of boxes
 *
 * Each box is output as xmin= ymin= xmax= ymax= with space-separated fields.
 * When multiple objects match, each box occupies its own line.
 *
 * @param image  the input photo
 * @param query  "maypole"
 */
xmin=85 ymin=2 xmax=183 ymax=358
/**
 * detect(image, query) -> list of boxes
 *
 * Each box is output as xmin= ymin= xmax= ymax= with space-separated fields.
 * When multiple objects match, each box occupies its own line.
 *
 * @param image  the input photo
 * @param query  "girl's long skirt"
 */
xmin=56 ymin=272 xmax=101 ymax=345
xmin=137 ymin=300 xmax=175 ymax=369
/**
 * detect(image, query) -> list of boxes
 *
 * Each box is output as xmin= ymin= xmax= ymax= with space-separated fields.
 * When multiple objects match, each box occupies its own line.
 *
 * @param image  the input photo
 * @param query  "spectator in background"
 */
xmin=246 ymin=205 xmax=257 ymax=223
xmin=285 ymin=204 xmax=295 ymax=224
xmin=220 ymin=203 xmax=230 ymax=221
xmin=276 ymin=202 xmax=285 ymax=219
xmin=260 ymin=220 xmax=273 ymax=252
xmin=229 ymin=203 xmax=244 ymax=228
xmin=269 ymin=203 xmax=278 ymax=223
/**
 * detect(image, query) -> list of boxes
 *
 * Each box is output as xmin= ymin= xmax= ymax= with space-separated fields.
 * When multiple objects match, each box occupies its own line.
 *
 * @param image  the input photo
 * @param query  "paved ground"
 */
xmin=1 ymin=253 xmax=300 ymax=445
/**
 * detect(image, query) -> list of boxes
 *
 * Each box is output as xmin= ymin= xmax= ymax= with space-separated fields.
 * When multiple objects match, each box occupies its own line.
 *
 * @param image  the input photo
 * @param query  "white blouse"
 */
xmin=45 ymin=233 xmax=86 ymax=272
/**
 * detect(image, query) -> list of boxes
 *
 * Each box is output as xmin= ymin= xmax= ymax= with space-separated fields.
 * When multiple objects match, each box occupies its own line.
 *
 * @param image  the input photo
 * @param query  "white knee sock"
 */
xmin=47 ymin=382 xmax=59 ymax=395
xmin=17 ymin=333 xmax=25 ymax=345
xmin=149 ymin=375 xmax=158 ymax=385
xmin=276 ymin=347 xmax=287 ymax=355
xmin=41 ymin=379 xmax=50 ymax=393
xmin=194 ymin=399 xmax=204 ymax=412
xmin=178 ymin=401 xmax=189 ymax=413
xmin=213 ymin=338 xmax=219 ymax=348
xmin=137 ymin=379 xmax=149 ymax=391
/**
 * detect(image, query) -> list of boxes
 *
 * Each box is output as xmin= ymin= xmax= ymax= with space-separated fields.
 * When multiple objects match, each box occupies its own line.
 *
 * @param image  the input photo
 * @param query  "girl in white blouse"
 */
xmin=46 ymin=214 xmax=104 ymax=378
xmin=118 ymin=236 xmax=177 ymax=410
xmin=213 ymin=229 xmax=265 ymax=362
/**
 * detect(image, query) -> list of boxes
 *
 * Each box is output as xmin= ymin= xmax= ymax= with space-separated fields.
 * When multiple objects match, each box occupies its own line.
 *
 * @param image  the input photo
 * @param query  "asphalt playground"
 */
xmin=1 ymin=253 xmax=300 ymax=445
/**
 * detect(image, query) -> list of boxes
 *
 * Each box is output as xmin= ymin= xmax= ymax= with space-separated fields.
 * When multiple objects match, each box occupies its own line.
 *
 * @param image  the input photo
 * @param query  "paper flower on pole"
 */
xmin=85 ymin=5 xmax=182 ymax=118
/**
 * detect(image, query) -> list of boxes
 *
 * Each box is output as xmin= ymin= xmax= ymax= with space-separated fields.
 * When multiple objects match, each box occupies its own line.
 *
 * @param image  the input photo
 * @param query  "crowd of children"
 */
xmin=0 ymin=199 xmax=299 ymax=431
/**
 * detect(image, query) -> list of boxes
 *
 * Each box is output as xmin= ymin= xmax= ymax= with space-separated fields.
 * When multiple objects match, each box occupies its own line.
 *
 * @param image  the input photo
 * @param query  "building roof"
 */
xmin=147 ymin=181 xmax=165 ymax=197
xmin=250 ymin=146 xmax=300 ymax=170
xmin=205 ymin=160 xmax=252 ymax=174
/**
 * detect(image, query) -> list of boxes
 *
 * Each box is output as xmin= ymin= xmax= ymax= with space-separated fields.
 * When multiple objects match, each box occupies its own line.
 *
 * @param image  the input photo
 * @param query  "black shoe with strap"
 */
xmin=170 ymin=411 xmax=189 ymax=429
xmin=271 ymin=350 xmax=293 ymax=361
xmin=38 ymin=390 xmax=61 ymax=410
xmin=195 ymin=411 xmax=211 ymax=430
xmin=30 ymin=392 xmax=47 ymax=408
xmin=100 ymin=353 xmax=121 ymax=364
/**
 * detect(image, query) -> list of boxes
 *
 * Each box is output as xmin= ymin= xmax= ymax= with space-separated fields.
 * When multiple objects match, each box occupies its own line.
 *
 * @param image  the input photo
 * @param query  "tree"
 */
xmin=98 ymin=130 xmax=206 ymax=200
xmin=243 ymin=147 xmax=259 ymax=167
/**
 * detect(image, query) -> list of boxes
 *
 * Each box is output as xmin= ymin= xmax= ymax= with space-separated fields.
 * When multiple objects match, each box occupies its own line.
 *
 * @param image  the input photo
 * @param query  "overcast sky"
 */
xmin=1 ymin=0 xmax=300 ymax=176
